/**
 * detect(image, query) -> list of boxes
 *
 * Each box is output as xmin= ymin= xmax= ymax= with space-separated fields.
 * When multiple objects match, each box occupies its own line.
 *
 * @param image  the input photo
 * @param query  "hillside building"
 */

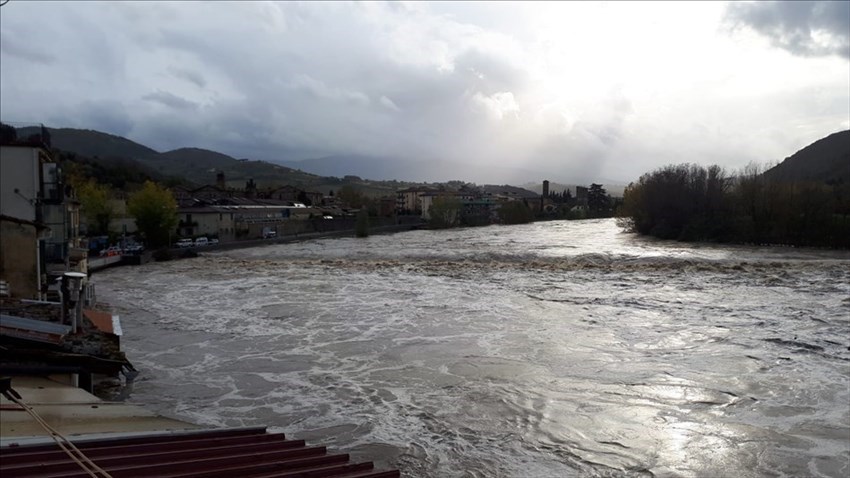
xmin=396 ymin=187 xmax=437 ymax=215
xmin=0 ymin=124 xmax=85 ymax=298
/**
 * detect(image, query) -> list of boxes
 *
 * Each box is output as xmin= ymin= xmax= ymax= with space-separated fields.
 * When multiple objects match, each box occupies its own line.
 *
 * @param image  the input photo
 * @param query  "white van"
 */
xmin=194 ymin=237 xmax=209 ymax=247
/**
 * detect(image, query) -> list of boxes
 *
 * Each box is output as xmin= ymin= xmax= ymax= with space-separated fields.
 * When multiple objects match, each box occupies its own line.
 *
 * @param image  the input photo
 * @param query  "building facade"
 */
xmin=0 ymin=130 xmax=84 ymax=298
xmin=396 ymin=187 xmax=437 ymax=215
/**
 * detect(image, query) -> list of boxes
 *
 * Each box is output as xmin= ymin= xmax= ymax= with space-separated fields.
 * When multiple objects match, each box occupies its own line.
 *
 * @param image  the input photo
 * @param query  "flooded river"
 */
xmin=96 ymin=219 xmax=850 ymax=477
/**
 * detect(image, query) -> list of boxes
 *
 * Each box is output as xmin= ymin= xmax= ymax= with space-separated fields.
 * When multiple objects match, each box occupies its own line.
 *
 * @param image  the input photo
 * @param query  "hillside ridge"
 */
xmin=765 ymin=130 xmax=850 ymax=183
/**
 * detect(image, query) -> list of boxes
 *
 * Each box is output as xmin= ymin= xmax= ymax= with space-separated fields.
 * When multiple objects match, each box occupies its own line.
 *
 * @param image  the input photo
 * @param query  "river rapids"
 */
xmin=95 ymin=219 xmax=850 ymax=477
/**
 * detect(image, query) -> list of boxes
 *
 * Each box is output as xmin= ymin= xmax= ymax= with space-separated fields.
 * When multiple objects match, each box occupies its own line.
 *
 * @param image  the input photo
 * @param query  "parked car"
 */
xmin=262 ymin=230 xmax=277 ymax=239
xmin=194 ymin=237 xmax=209 ymax=247
xmin=209 ymin=238 xmax=219 ymax=245
xmin=99 ymin=246 xmax=122 ymax=257
xmin=124 ymin=243 xmax=145 ymax=254
xmin=176 ymin=238 xmax=194 ymax=248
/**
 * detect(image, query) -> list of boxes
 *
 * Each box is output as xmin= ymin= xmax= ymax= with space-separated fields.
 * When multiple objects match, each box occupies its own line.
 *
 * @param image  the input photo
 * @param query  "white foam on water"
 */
xmin=97 ymin=219 xmax=850 ymax=477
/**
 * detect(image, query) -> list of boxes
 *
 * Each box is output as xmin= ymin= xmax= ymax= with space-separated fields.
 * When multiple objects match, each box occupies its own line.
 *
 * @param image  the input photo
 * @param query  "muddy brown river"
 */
xmin=96 ymin=219 xmax=850 ymax=477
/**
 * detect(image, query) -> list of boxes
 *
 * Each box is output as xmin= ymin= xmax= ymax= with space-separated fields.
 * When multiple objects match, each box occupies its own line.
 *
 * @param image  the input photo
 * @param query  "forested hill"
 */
xmin=12 ymin=126 xmax=343 ymax=191
xmin=764 ymin=130 xmax=850 ymax=184
xmin=8 ymin=125 xmax=417 ymax=196
xmin=23 ymin=127 xmax=159 ymax=161
xmin=619 ymin=130 xmax=850 ymax=248
xmin=28 ymin=127 xmax=322 ymax=188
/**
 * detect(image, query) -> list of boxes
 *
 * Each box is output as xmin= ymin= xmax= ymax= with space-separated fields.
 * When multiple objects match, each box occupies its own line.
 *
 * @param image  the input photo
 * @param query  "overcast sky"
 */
xmin=1 ymin=1 xmax=848 ymax=183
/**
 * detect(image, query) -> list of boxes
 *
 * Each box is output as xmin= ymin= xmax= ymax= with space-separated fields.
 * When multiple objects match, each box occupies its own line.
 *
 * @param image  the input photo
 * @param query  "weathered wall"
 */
xmin=197 ymin=211 xmax=234 ymax=240
xmin=0 ymin=146 xmax=39 ymax=221
xmin=0 ymin=219 xmax=39 ymax=298
xmin=177 ymin=210 xmax=236 ymax=242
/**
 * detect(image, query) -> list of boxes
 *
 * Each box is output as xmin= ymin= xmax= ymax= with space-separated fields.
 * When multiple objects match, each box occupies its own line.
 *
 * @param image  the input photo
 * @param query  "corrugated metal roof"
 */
xmin=0 ymin=314 xmax=71 ymax=344
xmin=0 ymin=426 xmax=400 ymax=478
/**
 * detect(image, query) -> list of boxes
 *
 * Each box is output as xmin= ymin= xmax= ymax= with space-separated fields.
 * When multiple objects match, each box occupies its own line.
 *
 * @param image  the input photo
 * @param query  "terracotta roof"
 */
xmin=0 ymin=427 xmax=399 ymax=477
xmin=83 ymin=309 xmax=114 ymax=335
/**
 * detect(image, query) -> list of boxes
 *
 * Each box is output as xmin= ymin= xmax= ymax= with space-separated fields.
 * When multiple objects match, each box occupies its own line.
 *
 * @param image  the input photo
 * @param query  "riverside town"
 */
xmin=1 ymin=2 xmax=849 ymax=477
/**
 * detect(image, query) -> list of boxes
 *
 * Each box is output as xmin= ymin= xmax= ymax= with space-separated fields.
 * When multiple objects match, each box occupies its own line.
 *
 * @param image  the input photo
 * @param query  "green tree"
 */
xmin=338 ymin=185 xmax=366 ymax=208
xmin=428 ymin=196 xmax=462 ymax=229
xmin=76 ymin=180 xmax=114 ymax=235
xmin=497 ymin=201 xmax=533 ymax=224
xmin=355 ymin=208 xmax=370 ymax=237
xmin=128 ymin=181 xmax=178 ymax=247
xmin=587 ymin=183 xmax=611 ymax=217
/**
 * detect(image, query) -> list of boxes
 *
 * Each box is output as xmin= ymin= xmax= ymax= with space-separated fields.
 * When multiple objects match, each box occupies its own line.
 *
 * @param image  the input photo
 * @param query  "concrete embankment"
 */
xmin=204 ymin=222 xmax=422 ymax=252
xmin=89 ymin=222 xmax=423 ymax=273
xmin=0 ymin=376 xmax=199 ymax=443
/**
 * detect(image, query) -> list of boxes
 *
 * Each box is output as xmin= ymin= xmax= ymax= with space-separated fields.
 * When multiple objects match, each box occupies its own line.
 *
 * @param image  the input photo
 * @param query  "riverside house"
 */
xmin=1 ymin=124 xmax=86 ymax=299
xmin=396 ymin=186 xmax=437 ymax=215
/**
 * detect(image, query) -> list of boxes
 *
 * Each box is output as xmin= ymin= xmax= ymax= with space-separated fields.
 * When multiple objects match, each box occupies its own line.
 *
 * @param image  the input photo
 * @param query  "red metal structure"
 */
xmin=0 ymin=426 xmax=400 ymax=477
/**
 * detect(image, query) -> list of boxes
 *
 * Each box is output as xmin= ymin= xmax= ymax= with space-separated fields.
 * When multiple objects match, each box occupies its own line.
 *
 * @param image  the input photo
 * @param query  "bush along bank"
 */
xmin=617 ymin=163 xmax=850 ymax=249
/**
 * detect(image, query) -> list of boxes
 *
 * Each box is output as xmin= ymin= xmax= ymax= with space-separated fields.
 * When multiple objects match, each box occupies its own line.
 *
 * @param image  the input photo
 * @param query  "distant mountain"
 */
xmin=158 ymin=148 xmax=241 ymax=170
xmin=149 ymin=148 xmax=284 ymax=186
xmin=764 ymin=130 xmax=850 ymax=184
xmin=13 ymin=125 xmax=637 ymax=195
xmin=279 ymin=154 xmax=553 ymax=185
xmin=20 ymin=127 xmax=158 ymax=161
xmin=19 ymin=127 xmax=327 ymax=189
xmin=480 ymin=184 xmax=539 ymax=199
xmin=13 ymin=126 xmax=412 ymax=196
xmin=278 ymin=154 xmax=401 ymax=179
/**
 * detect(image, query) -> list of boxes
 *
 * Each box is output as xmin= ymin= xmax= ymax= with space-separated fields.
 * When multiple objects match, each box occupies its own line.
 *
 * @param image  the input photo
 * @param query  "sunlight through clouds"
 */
xmin=1 ymin=1 xmax=847 ymax=183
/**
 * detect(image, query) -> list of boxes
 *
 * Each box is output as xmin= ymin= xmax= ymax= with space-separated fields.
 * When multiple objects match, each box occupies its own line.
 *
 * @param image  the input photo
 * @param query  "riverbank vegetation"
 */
xmin=355 ymin=208 xmax=370 ymax=237
xmin=127 ymin=181 xmax=179 ymax=247
xmin=618 ymin=163 xmax=850 ymax=248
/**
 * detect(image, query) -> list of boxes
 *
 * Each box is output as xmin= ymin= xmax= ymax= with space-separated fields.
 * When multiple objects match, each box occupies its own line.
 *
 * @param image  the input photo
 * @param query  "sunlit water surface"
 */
xmin=96 ymin=219 xmax=850 ymax=477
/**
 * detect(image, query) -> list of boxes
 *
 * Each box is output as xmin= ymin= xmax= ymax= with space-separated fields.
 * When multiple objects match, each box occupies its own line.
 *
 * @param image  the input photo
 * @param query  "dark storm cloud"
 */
xmin=725 ymin=1 xmax=850 ymax=59
xmin=0 ymin=30 xmax=55 ymax=64
xmin=142 ymin=91 xmax=199 ymax=110
xmin=1 ymin=1 xmax=848 ymax=184
xmin=167 ymin=66 xmax=207 ymax=88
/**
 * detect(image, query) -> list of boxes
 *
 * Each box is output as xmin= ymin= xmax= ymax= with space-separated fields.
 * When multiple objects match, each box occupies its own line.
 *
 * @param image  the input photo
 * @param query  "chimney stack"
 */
xmin=216 ymin=171 xmax=226 ymax=189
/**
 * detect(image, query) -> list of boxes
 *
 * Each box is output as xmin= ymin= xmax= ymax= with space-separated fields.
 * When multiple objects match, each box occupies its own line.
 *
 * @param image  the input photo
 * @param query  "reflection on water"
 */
xmin=97 ymin=219 xmax=850 ymax=477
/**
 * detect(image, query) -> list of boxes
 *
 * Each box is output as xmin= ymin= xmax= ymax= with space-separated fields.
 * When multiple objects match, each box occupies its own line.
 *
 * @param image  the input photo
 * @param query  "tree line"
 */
xmin=70 ymin=175 xmax=178 ymax=248
xmin=618 ymin=163 xmax=850 ymax=248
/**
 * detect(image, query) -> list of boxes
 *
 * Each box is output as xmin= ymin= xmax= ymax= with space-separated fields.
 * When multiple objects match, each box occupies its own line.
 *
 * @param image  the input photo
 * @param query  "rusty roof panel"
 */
xmin=0 ymin=427 xmax=399 ymax=478
xmin=1 ymin=435 xmax=306 ymax=467
xmin=82 ymin=309 xmax=115 ymax=335
xmin=0 ymin=314 xmax=71 ymax=344
xmin=2 ymin=443 xmax=328 ymax=475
